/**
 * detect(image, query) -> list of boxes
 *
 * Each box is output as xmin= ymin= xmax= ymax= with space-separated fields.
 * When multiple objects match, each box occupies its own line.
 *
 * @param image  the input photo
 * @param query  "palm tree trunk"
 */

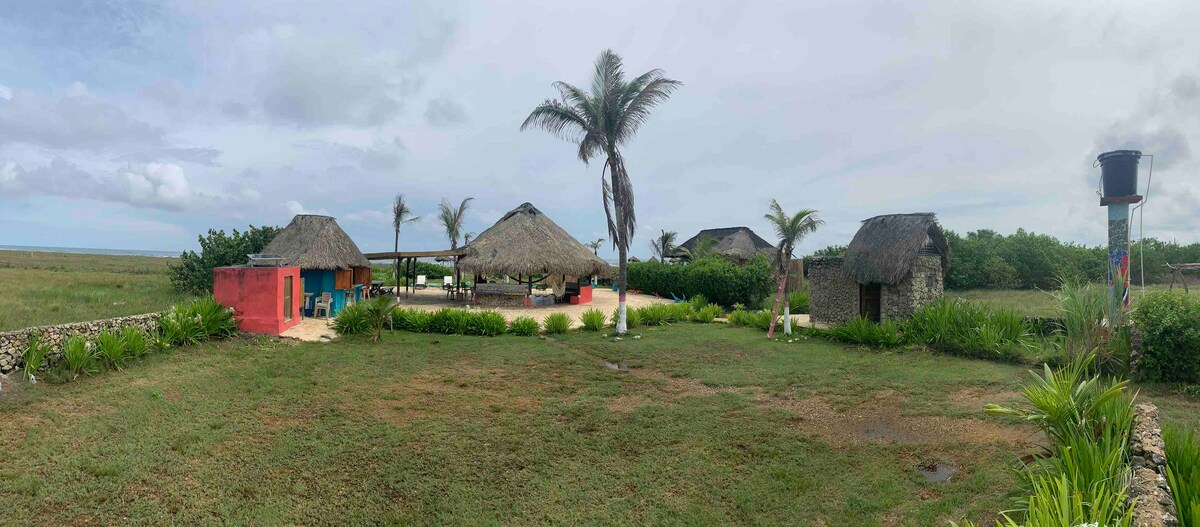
xmin=393 ymin=230 xmax=400 ymax=286
xmin=616 ymin=243 xmax=628 ymax=334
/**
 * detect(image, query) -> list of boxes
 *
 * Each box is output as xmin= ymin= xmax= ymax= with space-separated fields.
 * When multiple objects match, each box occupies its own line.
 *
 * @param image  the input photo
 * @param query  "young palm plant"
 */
xmin=649 ymin=230 xmax=679 ymax=260
xmin=522 ymin=49 xmax=681 ymax=334
xmin=763 ymin=199 xmax=822 ymax=335
xmin=437 ymin=197 xmax=473 ymax=250
xmin=586 ymin=238 xmax=604 ymax=256
xmin=391 ymin=194 xmax=420 ymax=285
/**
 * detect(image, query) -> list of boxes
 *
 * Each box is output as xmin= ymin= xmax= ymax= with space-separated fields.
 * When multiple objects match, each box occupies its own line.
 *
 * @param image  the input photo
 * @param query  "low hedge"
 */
xmin=1132 ymin=291 xmax=1200 ymax=383
xmin=627 ymin=256 xmax=773 ymax=308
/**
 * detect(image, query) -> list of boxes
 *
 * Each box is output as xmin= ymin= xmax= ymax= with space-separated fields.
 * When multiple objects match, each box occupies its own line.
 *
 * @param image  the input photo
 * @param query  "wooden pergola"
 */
xmin=363 ymin=249 xmax=466 ymax=297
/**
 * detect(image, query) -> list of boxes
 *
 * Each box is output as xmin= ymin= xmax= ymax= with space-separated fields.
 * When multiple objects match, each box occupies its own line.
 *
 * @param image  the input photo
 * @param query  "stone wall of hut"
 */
xmin=808 ymin=256 xmax=859 ymax=326
xmin=0 ymin=313 xmax=161 ymax=374
xmin=881 ymin=254 xmax=943 ymax=320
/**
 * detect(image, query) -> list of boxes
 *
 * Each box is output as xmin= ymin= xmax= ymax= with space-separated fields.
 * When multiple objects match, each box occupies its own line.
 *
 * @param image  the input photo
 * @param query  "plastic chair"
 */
xmin=415 ymin=275 xmax=428 ymax=289
xmin=313 ymin=292 xmax=332 ymax=319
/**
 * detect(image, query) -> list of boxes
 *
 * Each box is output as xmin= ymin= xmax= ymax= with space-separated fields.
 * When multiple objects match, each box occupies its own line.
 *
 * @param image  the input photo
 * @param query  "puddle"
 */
xmin=604 ymin=361 xmax=631 ymax=373
xmin=915 ymin=462 xmax=957 ymax=483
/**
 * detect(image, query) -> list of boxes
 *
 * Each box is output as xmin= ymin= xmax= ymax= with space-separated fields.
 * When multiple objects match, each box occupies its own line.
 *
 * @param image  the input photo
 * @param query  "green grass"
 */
xmin=0 ymin=250 xmax=193 ymax=331
xmin=4 ymin=325 xmax=1200 ymax=525
xmin=948 ymin=284 xmax=1200 ymax=317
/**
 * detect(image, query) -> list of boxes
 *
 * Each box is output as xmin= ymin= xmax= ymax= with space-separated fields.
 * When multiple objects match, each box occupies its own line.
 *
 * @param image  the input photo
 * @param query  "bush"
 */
xmin=121 ymin=327 xmax=150 ymax=359
xmin=829 ymin=317 xmax=904 ymax=348
xmin=727 ymin=309 xmax=776 ymax=331
xmin=612 ymin=306 xmax=640 ymax=329
xmin=95 ymin=329 xmax=128 ymax=370
xmin=22 ymin=332 xmax=50 ymax=380
xmin=359 ymin=297 xmax=395 ymax=340
xmin=466 ymin=311 xmax=508 ymax=337
xmin=905 ymin=299 xmax=1030 ymax=362
xmin=332 ymin=302 xmax=371 ymax=335
xmin=158 ymin=306 xmax=203 ymax=347
xmin=1165 ymin=425 xmax=1200 ymax=527
xmin=188 ymin=297 xmax=238 ymax=339
xmin=430 ymin=308 xmax=471 ymax=335
xmin=508 ymin=316 xmax=540 ymax=336
xmin=579 ymin=309 xmax=606 ymax=331
xmin=787 ymin=289 xmax=809 ymax=314
xmin=693 ymin=304 xmax=723 ymax=323
xmin=169 ymin=225 xmax=280 ymax=294
xmin=1131 ymin=291 xmax=1200 ymax=383
xmin=626 ymin=256 xmax=773 ymax=308
xmin=543 ymin=313 xmax=571 ymax=334
xmin=63 ymin=335 xmax=99 ymax=378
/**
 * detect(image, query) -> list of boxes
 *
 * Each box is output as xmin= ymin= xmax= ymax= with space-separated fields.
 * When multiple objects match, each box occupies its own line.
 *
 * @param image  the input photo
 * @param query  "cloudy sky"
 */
xmin=1 ymin=0 xmax=1198 ymax=259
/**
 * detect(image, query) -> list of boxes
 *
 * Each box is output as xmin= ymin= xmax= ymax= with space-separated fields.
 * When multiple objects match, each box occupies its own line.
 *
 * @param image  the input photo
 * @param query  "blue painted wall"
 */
xmin=300 ymin=269 xmax=363 ymax=317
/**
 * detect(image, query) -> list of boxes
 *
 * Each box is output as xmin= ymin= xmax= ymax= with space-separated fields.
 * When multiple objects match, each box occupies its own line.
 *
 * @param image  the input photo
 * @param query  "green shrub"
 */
xmin=687 ymin=294 xmax=708 ymax=312
xmin=63 ymin=335 xmax=98 ymax=378
xmin=428 ymin=308 xmax=470 ymax=335
xmin=829 ymin=317 xmax=904 ymax=348
xmin=332 ymin=303 xmax=371 ymax=335
xmin=466 ymin=311 xmax=508 ymax=336
xmin=121 ymin=327 xmax=150 ymax=359
xmin=787 ymin=289 xmax=809 ymax=314
xmin=360 ymin=297 xmax=395 ymax=341
xmin=996 ymin=473 xmax=1132 ymax=527
xmin=1166 ymin=425 xmax=1200 ymax=527
xmin=579 ymin=309 xmax=606 ymax=331
xmin=169 ymin=225 xmax=280 ymax=294
xmin=187 ymin=297 xmax=239 ymax=339
xmin=543 ymin=313 xmax=571 ymax=334
xmin=905 ymin=299 xmax=1030 ymax=362
xmin=95 ymin=329 xmax=128 ymax=370
xmin=1131 ymin=291 xmax=1200 ymax=383
xmin=21 ymin=332 xmax=50 ymax=381
xmin=508 ymin=316 xmax=540 ymax=336
xmin=626 ymin=255 xmax=773 ymax=308
xmin=727 ymin=309 xmax=776 ymax=331
xmin=392 ymin=308 xmax=433 ymax=333
xmin=666 ymin=303 xmax=696 ymax=323
xmin=612 ymin=306 xmax=640 ymax=329
xmin=638 ymin=304 xmax=669 ymax=326
xmin=693 ymin=304 xmax=723 ymax=323
xmin=158 ymin=306 xmax=203 ymax=347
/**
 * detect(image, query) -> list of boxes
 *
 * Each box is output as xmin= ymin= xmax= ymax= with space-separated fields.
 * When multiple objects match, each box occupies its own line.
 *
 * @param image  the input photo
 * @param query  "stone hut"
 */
xmin=809 ymin=213 xmax=949 ymax=325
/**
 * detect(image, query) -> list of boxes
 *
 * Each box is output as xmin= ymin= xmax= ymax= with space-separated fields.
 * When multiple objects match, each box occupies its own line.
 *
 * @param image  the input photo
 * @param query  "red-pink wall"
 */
xmin=213 ymin=266 xmax=302 ymax=335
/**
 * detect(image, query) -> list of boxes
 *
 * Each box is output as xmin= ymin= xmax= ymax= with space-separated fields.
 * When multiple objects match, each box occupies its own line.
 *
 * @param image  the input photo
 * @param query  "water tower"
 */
xmin=1096 ymin=149 xmax=1142 ymax=323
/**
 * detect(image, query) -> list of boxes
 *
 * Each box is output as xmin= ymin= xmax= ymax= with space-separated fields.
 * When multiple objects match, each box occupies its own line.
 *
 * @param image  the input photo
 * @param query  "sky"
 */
xmin=1 ymin=0 xmax=1198 ymax=260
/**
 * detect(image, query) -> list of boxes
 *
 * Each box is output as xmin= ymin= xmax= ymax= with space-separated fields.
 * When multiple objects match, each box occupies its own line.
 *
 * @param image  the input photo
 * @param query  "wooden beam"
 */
xmin=364 ymin=249 xmax=465 ymax=260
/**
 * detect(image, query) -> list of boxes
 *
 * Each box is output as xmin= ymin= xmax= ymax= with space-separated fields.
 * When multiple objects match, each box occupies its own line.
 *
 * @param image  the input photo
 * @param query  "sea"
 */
xmin=0 ymin=245 xmax=180 ymax=258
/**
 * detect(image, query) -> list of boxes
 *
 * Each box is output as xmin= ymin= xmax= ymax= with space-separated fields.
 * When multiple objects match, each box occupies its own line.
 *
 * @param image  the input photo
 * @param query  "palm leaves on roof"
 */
xmin=458 ymin=203 xmax=611 ymax=277
xmin=261 ymin=215 xmax=370 ymax=270
xmin=842 ymin=213 xmax=950 ymax=285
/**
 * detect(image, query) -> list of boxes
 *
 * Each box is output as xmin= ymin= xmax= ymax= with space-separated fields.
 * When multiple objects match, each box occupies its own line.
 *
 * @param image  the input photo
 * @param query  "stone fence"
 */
xmin=1130 ymin=402 xmax=1179 ymax=527
xmin=0 ymin=313 xmax=161 ymax=374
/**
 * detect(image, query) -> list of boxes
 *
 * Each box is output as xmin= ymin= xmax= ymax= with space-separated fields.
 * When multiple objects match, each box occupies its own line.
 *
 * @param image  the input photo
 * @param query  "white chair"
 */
xmin=313 ymin=292 xmax=332 ymax=319
xmin=443 ymin=275 xmax=455 ymax=297
xmin=415 ymin=275 xmax=428 ymax=289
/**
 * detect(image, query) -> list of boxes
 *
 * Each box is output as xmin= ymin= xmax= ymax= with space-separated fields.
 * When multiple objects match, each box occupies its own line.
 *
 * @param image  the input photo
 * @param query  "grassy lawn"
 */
xmin=3 ymin=324 xmax=1197 ymax=525
xmin=0 ymin=251 xmax=192 ymax=331
xmin=947 ymin=283 xmax=1200 ymax=317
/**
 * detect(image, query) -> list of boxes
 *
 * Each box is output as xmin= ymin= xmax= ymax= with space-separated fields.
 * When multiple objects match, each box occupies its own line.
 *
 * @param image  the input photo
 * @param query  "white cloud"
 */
xmin=343 ymin=210 xmax=392 ymax=223
xmin=0 ymin=84 xmax=11 ymax=100
xmin=285 ymin=200 xmax=330 ymax=216
xmin=0 ymin=83 xmax=162 ymax=150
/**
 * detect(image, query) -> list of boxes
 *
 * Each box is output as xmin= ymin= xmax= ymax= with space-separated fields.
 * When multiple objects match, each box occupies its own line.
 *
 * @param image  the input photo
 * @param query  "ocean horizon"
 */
xmin=0 ymin=245 xmax=180 ymax=258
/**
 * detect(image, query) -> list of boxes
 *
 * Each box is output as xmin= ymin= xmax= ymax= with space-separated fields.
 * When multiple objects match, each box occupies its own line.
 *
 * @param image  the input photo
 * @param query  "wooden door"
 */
xmin=859 ymin=283 xmax=881 ymax=322
xmin=283 ymin=276 xmax=294 ymax=321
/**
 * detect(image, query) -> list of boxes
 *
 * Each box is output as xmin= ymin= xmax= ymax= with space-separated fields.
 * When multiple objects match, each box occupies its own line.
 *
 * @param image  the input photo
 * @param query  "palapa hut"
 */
xmin=668 ymin=226 xmax=775 ymax=262
xmin=809 ymin=213 xmax=949 ymax=325
xmin=458 ymin=202 xmax=610 ymax=307
xmin=261 ymin=214 xmax=372 ymax=316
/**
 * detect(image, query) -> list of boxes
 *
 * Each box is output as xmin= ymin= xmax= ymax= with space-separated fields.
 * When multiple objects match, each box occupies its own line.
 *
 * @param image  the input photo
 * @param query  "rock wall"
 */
xmin=0 ymin=313 xmax=161 ymax=374
xmin=1130 ymin=402 xmax=1179 ymax=527
xmin=882 ymin=254 xmax=943 ymax=320
xmin=809 ymin=256 xmax=859 ymax=325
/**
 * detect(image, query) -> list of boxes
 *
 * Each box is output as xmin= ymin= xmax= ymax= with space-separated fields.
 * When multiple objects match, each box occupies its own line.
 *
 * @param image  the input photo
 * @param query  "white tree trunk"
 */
xmin=616 ymin=300 xmax=627 ymax=334
xmin=783 ymin=303 xmax=792 ymax=335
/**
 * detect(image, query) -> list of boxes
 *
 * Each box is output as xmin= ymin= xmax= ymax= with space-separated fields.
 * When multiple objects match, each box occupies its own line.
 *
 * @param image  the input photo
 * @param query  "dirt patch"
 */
xmin=608 ymin=394 xmax=655 ymax=412
xmin=364 ymin=368 xmax=547 ymax=425
xmin=949 ymin=387 xmax=1022 ymax=412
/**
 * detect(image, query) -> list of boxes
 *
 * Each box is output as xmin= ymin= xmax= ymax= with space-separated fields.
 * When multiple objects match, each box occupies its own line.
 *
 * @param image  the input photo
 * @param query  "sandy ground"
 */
xmin=280 ymin=317 xmax=340 ymax=342
xmin=391 ymin=286 xmax=671 ymax=328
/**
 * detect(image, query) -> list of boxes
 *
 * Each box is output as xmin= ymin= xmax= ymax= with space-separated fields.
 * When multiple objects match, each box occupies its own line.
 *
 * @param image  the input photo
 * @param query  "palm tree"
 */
xmin=586 ymin=238 xmax=605 ymax=256
xmin=437 ymin=197 xmax=474 ymax=249
xmin=649 ymin=230 xmax=679 ymax=260
xmin=763 ymin=199 xmax=823 ymax=335
xmin=463 ymin=232 xmax=476 ymax=246
xmin=391 ymin=194 xmax=420 ymax=285
xmin=522 ymin=50 xmax=681 ymax=334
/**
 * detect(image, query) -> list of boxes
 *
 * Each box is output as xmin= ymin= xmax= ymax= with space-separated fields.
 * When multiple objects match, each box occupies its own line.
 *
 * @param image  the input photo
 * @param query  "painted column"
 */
xmin=1107 ymin=203 xmax=1131 ymax=324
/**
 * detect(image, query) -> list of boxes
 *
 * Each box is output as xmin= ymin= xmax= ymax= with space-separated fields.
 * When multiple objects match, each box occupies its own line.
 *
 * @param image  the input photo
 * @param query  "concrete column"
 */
xmin=1107 ymin=203 xmax=1131 ymax=324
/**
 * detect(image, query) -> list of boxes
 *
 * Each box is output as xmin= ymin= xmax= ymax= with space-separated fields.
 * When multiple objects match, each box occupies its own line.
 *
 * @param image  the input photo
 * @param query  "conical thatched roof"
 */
xmin=261 ymin=214 xmax=370 ymax=270
xmin=842 ymin=213 xmax=949 ymax=284
xmin=668 ymin=226 xmax=775 ymax=261
xmin=458 ymin=203 xmax=611 ymax=277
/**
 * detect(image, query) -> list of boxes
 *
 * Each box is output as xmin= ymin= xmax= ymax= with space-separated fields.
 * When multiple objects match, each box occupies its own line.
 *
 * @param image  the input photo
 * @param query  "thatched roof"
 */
xmin=457 ymin=203 xmax=611 ymax=277
xmin=668 ymin=227 xmax=775 ymax=261
xmin=261 ymin=215 xmax=370 ymax=270
xmin=842 ymin=213 xmax=949 ymax=284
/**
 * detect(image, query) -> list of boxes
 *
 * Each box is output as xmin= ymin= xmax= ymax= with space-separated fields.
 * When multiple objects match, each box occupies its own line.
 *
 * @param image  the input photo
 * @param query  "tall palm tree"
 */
xmin=463 ymin=232 xmax=476 ymax=246
xmin=587 ymin=238 xmax=605 ymax=256
xmin=649 ymin=230 xmax=679 ymax=260
xmin=764 ymin=199 xmax=823 ymax=335
xmin=522 ymin=50 xmax=681 ymax=334
xmin=391 ymin=194 xmax=420 ymax=285
xmin=437 ymin=197 xmax=474 ymax=250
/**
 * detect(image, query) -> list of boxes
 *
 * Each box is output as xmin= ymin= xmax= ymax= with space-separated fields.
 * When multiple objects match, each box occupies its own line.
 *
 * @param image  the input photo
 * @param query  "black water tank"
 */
xmin=1098 ymin=150 xmax=1141 ymax=198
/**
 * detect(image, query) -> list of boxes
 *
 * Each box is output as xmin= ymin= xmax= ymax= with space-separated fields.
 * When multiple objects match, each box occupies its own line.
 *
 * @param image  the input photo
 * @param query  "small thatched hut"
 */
xmin=668 ymin=226 xmax=775 ymax=262
xmin=261 ymin=214 xmax=371 ymax=316
xmin=809 ymin=213 xmax=949 ymax=325
xmin=458 ymin=203 xmax=610 ymax=306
